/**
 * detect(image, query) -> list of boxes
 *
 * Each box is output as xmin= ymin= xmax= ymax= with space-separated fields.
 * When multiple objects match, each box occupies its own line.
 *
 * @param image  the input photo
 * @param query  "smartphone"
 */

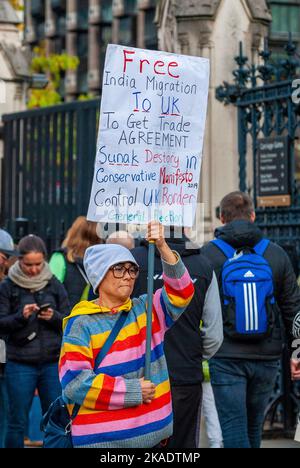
xmin=38 ymin=303 xmax=51 ymax=312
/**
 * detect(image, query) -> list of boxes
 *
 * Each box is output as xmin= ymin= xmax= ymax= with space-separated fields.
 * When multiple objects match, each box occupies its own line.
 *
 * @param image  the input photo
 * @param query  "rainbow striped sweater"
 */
xmin=59 ymin=255 xmax=194 ymax=448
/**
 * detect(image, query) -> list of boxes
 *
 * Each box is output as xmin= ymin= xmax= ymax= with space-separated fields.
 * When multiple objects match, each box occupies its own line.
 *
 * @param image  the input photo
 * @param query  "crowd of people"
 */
xmin=0 ymin=191 xmax=300 ymax=449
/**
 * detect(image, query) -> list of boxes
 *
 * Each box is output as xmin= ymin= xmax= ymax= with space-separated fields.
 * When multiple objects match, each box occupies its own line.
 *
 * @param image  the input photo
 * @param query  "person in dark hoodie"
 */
xmin=0 ymin=235 xmax=69 ymax=448
xmin=201 ymin=191 xmax=300 ymax=448
xmin=132 ymin=227 xmax=223 ymax=448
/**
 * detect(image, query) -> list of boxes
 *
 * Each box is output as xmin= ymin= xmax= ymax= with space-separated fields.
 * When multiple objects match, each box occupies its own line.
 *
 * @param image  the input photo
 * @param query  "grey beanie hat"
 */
xmin=0 ymin=229 xmax=18 ymax=257
xmin=83 ymin=244 xmax=139 ymax=293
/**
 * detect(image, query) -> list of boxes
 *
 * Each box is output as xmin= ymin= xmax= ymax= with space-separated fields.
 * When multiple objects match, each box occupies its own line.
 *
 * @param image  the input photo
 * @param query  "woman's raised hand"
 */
xmin=146 ymin=221 xmax=177 ymax=265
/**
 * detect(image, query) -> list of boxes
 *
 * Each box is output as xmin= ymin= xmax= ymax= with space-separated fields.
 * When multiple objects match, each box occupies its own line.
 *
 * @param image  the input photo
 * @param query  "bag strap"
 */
xmin=70 ymin=310 xmax=128 ymax=419
xmin=212 ymin=239 xmax=236 ymax=259
xmin=75 ymin=263 xmax=91 ymax=301
xmin=95 ymin=311 xmax=128 ymax=368
xmin=75 ymin=262 xmax=89 ymax=284
xmin=80 ymin=284 xmax=90 ymax=302
xmin=253 ymin=239 xmax=270 ymax=257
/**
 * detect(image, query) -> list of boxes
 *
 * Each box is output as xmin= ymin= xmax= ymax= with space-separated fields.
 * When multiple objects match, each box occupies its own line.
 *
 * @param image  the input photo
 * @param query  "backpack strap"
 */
xmin=80 ymin=284 xmax=90 ymax=302
xmin=88 ymin=287 xmax=97 ymax=301
xmin=75 ymin=263 xmax=91 ymax=301
xmin=70 ymin=310 xmax=128 ymax=419
xmin=75 ymin=263 xmax=89 ymax=284
xmin=212 ymin=239 xmax=236 ymax=259
xmin=253 ymin=239 xmax=270 ymax=257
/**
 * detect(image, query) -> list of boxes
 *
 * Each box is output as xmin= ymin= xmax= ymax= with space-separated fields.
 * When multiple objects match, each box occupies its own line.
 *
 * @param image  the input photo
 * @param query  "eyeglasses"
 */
xmin=110 ymin=264 xmax=139 ymax=279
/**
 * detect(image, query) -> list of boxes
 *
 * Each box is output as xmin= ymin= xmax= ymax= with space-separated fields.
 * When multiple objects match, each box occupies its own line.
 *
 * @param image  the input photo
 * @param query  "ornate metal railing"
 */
xmin=216 ymin=35 xmax=300 ymax=201
xmin=1 ymin=99 xmax=101 ymax=252
xmin=216 ymin=35 xmax=300 ymax=267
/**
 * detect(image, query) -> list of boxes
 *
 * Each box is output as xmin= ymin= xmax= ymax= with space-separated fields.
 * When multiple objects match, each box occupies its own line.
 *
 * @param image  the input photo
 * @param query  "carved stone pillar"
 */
xmin=155 ymin=0 xmax=179 ymax=53
xmin=65 ymin=0 xmax=78 ymax=99
xmin=137 ymin=8 xmax=145 ymax=49
xmin=242 ymin=1 xmax=271 ymax=64
xmin=66 ymin=0 xmax=78 ymax=31
xmin=45 ymin=0 xmax=56 ymax=55
xmin=24 ymin=0 xmax=36 ymax=44
xmin=89 ymin=0 xmax=101 ymax=24
xmin=112 ymin=0 xmax=124 ymax=44
xmin=88 ymin=0 xmax=101 ymax=94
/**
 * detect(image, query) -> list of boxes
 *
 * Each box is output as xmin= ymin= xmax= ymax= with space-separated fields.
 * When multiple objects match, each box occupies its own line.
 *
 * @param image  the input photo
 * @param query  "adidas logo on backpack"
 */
xmin=212 ymin=239 xmax=277 ymax=342
xmin=244 ymin=271 xmax=255 ymax=278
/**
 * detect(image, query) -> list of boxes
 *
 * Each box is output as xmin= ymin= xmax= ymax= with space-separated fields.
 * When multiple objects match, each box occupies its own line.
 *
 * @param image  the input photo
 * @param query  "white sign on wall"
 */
xmin=87 ymin=44 xmax=210 ymax=227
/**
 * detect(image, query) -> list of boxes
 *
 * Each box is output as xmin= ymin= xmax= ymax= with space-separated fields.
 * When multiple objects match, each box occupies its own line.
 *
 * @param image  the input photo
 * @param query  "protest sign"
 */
xmin=87 ymin=44 xmax=209 ymax=227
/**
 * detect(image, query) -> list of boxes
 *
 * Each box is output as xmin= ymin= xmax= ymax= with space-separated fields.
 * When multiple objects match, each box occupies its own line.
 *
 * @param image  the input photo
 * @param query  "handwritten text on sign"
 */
xmin=87 ymin=45 xmax=210 ymax=227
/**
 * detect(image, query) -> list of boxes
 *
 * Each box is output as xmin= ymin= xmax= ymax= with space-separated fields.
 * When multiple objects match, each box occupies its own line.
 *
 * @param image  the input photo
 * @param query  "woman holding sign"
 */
xmin=58 ymin=221 xmax=194 ymax=448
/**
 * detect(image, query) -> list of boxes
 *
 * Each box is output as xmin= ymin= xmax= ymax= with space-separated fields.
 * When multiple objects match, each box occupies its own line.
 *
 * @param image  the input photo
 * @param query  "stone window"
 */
xmin=100 ymin=0 xmax=113 ymax=77
xmin=144 ymin=7 xmax=157 ymax=50
xmin=268 ymin=0 xmax=300 ymax=58
xmin=268 ymin=0 xmax=300 ymax=37
xmin=119 ymin=15 xmax=137 ymax=46
xmin=102 ymin=0 xmax=113 ymax=22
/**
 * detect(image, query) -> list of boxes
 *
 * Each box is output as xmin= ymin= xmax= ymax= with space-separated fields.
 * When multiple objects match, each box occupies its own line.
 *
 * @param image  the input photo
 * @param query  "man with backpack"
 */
xmin=201 ymin=191 xmax=300 ymax=448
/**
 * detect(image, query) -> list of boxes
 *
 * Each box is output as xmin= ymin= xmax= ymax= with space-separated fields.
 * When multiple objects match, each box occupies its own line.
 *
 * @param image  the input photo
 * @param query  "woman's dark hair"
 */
xmin=18 ymin=235 xmax=47 ymax=258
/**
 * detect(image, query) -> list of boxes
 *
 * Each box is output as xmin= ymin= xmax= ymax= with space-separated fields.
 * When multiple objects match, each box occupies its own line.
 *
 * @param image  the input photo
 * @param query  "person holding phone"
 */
xmin=0 ymin=235 xmax=69 ymax=448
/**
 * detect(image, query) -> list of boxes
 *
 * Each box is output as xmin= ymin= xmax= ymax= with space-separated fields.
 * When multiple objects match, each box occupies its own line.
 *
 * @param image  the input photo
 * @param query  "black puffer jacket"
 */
xmin=132 ymin=238 xmax=218 ymax=385
xmin=201 ymin=220 xmax=300 ymax=360
xmin=52 ymin=249 xmax=97 ymax=310
xmin=61 ymin=252 xmax=87 ymax=310
xmin=0 ymin=276 xmax=69 ymax=364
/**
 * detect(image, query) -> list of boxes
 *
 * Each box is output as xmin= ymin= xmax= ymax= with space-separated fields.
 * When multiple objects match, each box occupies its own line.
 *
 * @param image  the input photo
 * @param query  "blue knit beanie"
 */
xmin=83 ymin=244 xmax=139 ymax=293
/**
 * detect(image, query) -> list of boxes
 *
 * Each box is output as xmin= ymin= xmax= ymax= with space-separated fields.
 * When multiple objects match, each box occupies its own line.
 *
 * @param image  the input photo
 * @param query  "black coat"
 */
xmin=132 ymin=238 xmax=214 ymax=385
xmin=54 ymin=250 xmax=97 ymax=310
xmin=201 ymin=220 xmax=300 ymax=360
xmin=62 ymin=256 xmax=87 ymax=310
xmin=0 ymin=276 xmax=69 ymax=364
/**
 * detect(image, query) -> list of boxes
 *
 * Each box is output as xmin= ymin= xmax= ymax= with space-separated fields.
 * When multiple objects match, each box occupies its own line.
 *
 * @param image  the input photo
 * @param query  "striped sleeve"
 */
xmin=59 ymin=331 xmax=142 ymax=411
xmin=153 ymin=253 xmax=194 ymax=332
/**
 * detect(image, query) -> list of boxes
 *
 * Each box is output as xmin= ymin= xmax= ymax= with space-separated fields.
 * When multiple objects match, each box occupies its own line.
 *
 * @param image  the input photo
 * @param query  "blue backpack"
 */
xmin=212 ymin=238 xmax=277 ymax=342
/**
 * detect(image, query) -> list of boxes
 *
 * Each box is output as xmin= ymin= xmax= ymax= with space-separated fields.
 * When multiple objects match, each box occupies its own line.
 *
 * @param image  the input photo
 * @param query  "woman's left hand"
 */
xmin=37 ymin=308 xmax=54 ymax=321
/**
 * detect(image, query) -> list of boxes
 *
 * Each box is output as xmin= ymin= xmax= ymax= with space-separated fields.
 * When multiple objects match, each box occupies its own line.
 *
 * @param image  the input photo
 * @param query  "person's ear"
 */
xmin=220 ymin=214 xmax=226 ymax=225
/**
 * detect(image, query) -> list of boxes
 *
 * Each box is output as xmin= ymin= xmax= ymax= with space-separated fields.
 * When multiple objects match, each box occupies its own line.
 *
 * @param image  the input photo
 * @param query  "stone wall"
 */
xmin=0 ymin=1 xmax=28 ymax=206
xmin=156 ymin=0 xmax=271 ymax=239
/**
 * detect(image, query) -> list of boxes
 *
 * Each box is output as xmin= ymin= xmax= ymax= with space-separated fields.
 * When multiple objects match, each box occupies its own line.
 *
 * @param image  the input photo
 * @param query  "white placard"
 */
xmin=87 ymin=44 xmax=210 ymax=227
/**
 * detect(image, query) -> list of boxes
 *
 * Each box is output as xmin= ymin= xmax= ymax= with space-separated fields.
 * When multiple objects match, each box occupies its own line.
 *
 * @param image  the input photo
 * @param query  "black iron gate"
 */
xmin=1 ymin=98 xmax=101 ymax=251
xmin=216 ymin=38 xmax=300 ymax=437
xmin=216 ymin=37 xmax=300 ymax=269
